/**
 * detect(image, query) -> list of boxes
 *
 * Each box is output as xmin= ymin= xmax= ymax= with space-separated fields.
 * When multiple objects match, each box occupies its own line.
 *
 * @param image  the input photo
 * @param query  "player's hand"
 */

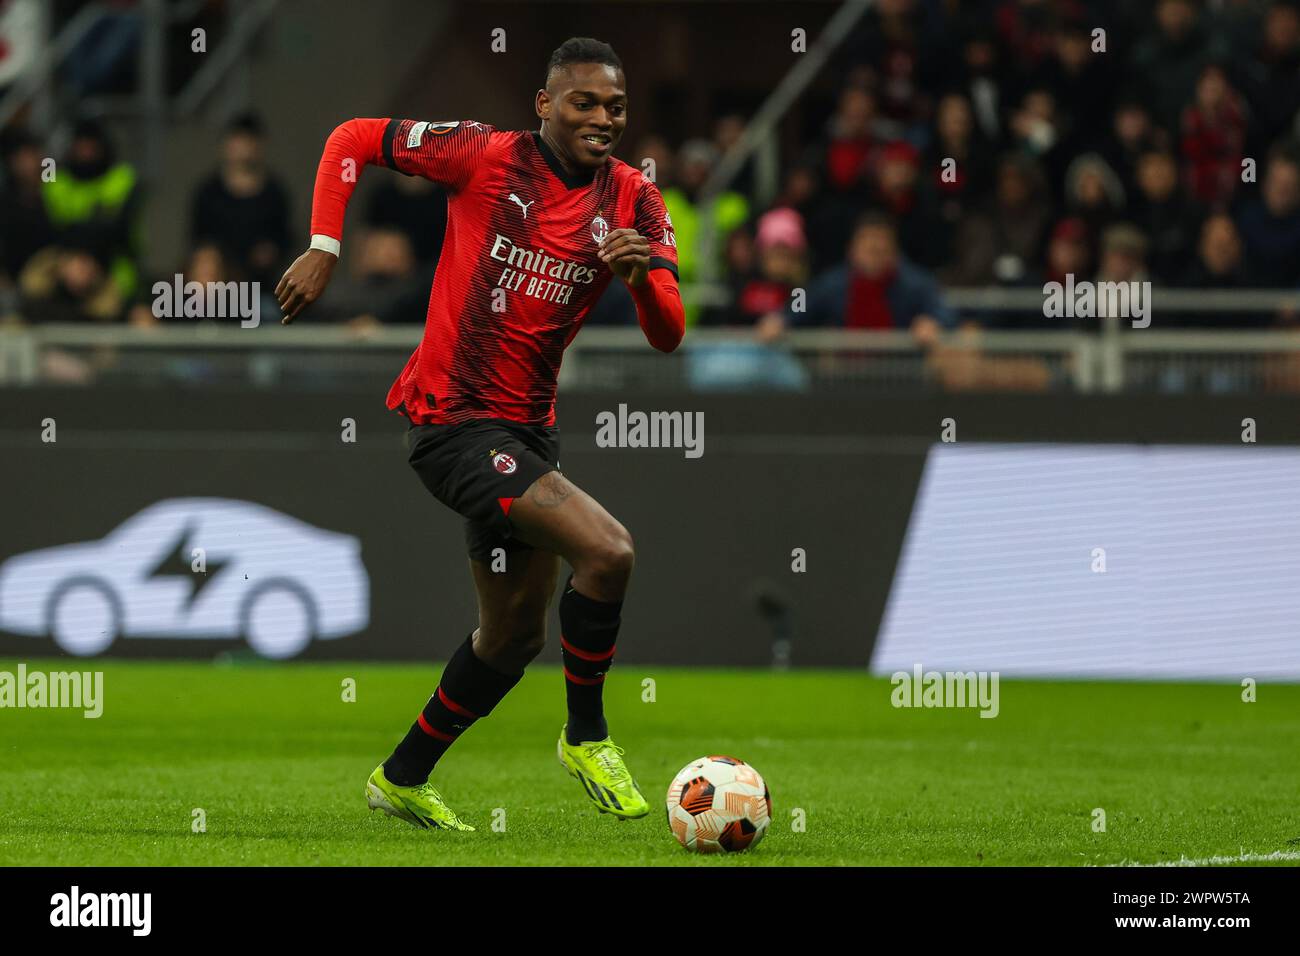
xmin=598 ymin=228 xmax=651 ymax=287
xmin=275 ymin=248 xmax=337 ymax=324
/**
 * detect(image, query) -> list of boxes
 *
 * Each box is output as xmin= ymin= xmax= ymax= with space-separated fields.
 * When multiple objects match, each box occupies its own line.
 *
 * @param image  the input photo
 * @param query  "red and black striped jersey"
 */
xmin=368 ymin=118 xmax=679 ymax=426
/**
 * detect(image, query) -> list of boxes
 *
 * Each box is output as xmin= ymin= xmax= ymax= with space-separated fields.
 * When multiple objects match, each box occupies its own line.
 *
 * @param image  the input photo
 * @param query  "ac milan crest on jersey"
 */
xmin=491 ymin=450 xmax=517 ymax=475
xmin=591 ymin=213 xmax=609 ymax=244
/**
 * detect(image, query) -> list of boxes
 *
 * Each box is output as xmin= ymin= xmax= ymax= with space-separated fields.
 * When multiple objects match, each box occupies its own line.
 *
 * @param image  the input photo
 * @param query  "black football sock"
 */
xmin=560 ymin=575 xmax=623 ymax=746
xmin=383 ymin=632 xmax=522 ymax=787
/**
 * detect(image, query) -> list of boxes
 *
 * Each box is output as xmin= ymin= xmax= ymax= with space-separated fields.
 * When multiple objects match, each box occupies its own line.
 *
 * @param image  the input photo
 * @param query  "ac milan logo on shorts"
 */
xmin=591 ymin=214 xmax=609 ymax=244
xmin=491 ymin=451 xmax=517 ymax=475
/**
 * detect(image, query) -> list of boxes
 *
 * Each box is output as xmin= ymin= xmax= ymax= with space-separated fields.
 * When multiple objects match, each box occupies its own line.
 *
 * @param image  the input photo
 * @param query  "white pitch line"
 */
xmin=1108 ymin=849 xmax=1300 ymax=867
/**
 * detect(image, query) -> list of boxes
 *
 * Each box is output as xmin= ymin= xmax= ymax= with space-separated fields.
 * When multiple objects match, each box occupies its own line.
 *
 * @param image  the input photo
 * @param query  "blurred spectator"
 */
xmin=948 ymin=27 xmax=1009 ymax=143
xmin=757 ymin=211 xmax=953 ymax=342
xmin=1 ymin=128 xmax=54 ymax=284
xmin=771 ymin=163 xmax=819 ymax=222
xmin=1208 ymin=0 xmax=1271 ymax=62
xmin=871 ymin=140 xmax=948 ymax=268
xmin=19 ymin=226 xmax=124 ymax=323
xmin=1064 ymin=153 xmax=1126 ymax=252
xmin=823 ymin=84 xmax=883 ymax=196
xmin=773 ymin=162 xmax=852 ymax=276
xmin=686 ymin=205 xmax=812 ymax=392
xmin=1009 ymin=88 xmax=1072 ymax=195
xmin=190 ymin=113 xmax=291 ymax=287
xmin=943 ymin=154 xmax=1053 ymax=286
xmin=845 ymin=0 xmax=929 ymax=137
xmin=1131 ymin=149 xmax=1204 ymax=284
xmin=995 ymin=0 xmax=1059 ymax=82
xmin=702 ymin=208 xmax=808 ymax=326
xmin=713 ymin=225 xmax=758 ymax=323
xmin=128 ymin=241 xmax=233 ymax=328
xmin=983 ymin=216 xmax=1090 ymax=330
xmin=1047 ymin=222 xmax=1150 ymax=333
xmin=186 ymin=242 xmax=232 ymax=286
xmin=1129 ymin=0 xmax=1228 ymax=135
xmin=1180 ymin=62 xmax=1246 ymax=207
xmin=1043 ymin=217 xmax=1091 ymax=288
xmin=659 ymin=138 xmax=749 ymax=325
xmin=1101 ymin=97 xmax=1170 ymax=201
xmin=1038 ymin=18 xmax=1118 ymax=141
xmin=1240 ymin=0 xmax=1300 ymax=159
xmin=42 ymin=118 xmax=141 ymax=299
xmin=313 ymin=228 xmax=425 ymax=331
xmin=922 ymin=93 xmax=993 ymax=268
xmin=1182 ymin=213 xmax=1247 ymax=288
xmin=1096 ymin=223 xmax=1150 ymax=285
xmin=365 ymin=171 xmax=447 ymax=268
xmin=1173 ymin=213 xmax=1264 ymax=326
xmin=1234 ymin=144 xmax=1300 ymax=285
xmin=1087 ymin=222 xmax=1152 ymax=334
xmin=925 ymin=92 xmax=994 ymax=205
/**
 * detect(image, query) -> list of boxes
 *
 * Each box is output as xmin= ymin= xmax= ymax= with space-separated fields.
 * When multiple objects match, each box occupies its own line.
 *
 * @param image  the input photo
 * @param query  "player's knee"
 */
xmin=478 ymin=619 xmax=546 ymax=665
xmin=583 ymin=526 xmax=635 ymax=592
xmin=506 ymin=621 xmax=547 ymax=661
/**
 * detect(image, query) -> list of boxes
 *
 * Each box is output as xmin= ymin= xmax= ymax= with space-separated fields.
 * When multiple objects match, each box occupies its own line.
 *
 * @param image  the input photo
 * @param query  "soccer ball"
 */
xmin=665 ymin=755 xmax=771 ymax=853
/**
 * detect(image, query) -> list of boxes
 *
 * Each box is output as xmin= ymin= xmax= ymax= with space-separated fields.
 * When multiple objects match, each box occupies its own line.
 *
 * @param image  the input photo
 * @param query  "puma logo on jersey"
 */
xmin=508 ymin=193 xmax=534 ymax=219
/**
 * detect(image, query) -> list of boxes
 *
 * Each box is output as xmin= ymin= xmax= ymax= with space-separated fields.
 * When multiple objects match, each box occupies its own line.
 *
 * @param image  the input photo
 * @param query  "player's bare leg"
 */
xmin=506 ymin=470 xmax=650 ymax=818
xmin=468 ymin=546 xmax=561 ymax=674
xmin=506 ymin=471 xmax=635 ymax=602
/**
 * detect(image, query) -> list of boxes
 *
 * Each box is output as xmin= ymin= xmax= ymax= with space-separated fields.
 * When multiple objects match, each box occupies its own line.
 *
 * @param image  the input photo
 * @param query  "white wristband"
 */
xmin=310 ymin=234 xmax=341 ymax=257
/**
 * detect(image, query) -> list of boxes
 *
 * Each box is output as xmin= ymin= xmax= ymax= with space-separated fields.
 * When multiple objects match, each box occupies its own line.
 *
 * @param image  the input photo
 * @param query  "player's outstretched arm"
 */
xmin=276 ymin=118 xmax=391 ymax=323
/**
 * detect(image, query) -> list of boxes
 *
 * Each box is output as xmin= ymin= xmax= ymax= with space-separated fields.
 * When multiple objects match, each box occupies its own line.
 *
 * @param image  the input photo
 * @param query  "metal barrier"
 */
xmin=4 ymin=316 xmax=1299 ymax=394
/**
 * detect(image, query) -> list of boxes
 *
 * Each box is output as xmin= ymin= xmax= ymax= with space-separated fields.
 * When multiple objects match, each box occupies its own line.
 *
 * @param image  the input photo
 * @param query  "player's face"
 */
xmin=539 ymin=63 xmax=628 ymax=170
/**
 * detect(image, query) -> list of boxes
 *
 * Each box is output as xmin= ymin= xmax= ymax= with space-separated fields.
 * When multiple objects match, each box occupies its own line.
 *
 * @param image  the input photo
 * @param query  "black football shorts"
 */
xmin=405 ymin=418 xmax=561 ymax=562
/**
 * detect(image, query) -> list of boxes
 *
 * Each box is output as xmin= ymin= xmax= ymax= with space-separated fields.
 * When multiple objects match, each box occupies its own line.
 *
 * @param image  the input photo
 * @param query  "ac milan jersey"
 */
xmin=378 ymin=119 xmax=679 ymax=426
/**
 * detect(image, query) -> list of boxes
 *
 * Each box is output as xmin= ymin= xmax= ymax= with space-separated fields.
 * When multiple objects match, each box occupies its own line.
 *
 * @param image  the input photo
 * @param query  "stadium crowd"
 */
xmin=1 ymin=0 xmax=1298 ymax=357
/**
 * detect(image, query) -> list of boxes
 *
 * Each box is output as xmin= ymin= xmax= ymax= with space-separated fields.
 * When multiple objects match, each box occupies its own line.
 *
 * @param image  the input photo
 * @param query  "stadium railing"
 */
xmin=2 ymin=284 xmax=1298 ymax=394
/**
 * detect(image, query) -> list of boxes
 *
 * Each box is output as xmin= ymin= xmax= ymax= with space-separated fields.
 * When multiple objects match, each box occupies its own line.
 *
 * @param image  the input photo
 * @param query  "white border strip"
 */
xmin=1107 ymin=849 xmax=1300 ymax=867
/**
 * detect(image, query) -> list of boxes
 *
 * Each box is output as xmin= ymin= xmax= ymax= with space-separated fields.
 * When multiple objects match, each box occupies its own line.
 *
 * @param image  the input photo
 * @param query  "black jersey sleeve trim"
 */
xmin=649 ymin=256 xmax=679 ymax=279
xmin=382 ymin=118 xmax=412 ymax=176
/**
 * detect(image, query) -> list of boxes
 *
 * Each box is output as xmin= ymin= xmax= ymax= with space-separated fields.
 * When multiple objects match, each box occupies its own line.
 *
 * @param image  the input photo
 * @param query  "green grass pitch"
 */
xmin=1 ymin=658 xmax=1297 ymax=866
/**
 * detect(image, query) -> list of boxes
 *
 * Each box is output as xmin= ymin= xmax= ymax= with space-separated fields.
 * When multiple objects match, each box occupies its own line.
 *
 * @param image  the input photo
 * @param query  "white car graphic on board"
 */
xmin=0 ymin=497 xmax=369 ymax=658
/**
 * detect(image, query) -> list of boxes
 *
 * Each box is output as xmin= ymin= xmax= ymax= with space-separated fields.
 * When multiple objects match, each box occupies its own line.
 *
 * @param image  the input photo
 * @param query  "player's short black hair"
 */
xmin=545 ymin=37 xmax=623 ymax=86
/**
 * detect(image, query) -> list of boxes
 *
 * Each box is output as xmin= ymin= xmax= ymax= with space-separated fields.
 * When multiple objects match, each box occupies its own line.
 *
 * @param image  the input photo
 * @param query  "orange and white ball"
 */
xmin=665 ymin=755 xmax=771 ymax=853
